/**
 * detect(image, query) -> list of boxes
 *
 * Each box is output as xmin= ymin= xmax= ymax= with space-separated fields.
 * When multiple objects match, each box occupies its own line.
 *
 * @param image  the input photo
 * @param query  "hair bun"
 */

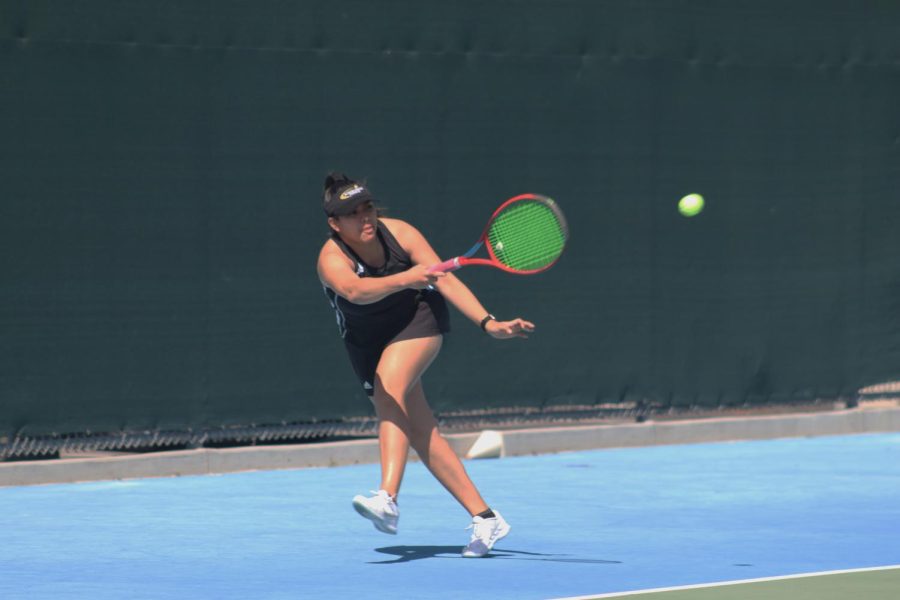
xmin=324 ymin=171 xmax=352 ymax=192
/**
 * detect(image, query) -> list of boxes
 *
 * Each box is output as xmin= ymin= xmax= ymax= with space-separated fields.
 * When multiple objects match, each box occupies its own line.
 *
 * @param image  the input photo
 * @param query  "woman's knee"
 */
xmin=376 ymin=382 xmax=404 ymax=405
xmin=373 ymin=371 xmax=417 ymax=409
xmin=372 ymin=390 xmax=406 ymax=419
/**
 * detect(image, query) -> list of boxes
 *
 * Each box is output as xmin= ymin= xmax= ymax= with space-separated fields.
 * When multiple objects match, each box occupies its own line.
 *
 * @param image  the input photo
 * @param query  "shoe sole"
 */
xmin=352 ymin=498 xmax=398 ymax=535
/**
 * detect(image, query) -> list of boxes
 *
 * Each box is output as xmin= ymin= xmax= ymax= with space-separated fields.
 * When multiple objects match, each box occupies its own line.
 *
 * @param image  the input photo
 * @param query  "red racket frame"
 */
xmin=429 ymin=193 xmax=567 ymax=275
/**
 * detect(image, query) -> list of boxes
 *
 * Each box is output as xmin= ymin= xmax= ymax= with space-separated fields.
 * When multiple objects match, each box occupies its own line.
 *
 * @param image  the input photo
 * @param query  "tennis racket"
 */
xmin=429 ymin=193 xmax=568 ymax=274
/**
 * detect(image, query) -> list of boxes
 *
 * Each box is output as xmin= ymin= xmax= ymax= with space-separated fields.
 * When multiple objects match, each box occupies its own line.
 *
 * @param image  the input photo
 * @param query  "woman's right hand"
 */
xmin=403 ymin=264 xmax=446 ymax=289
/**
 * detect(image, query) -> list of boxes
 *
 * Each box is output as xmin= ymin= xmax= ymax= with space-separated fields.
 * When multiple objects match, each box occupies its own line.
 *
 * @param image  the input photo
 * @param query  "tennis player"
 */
xmin=317 ymin=172 xmax=533 ymax=558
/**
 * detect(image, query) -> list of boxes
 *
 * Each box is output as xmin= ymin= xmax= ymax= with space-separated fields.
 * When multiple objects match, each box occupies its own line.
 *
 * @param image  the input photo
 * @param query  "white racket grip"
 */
xmin=429 ymin=257 xmax=462 ymax=273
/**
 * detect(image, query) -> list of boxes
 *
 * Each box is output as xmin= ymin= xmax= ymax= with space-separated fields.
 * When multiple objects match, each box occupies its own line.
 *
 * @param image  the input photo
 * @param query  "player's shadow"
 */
xmin=370 ymin=545 xmax=621 ymax=565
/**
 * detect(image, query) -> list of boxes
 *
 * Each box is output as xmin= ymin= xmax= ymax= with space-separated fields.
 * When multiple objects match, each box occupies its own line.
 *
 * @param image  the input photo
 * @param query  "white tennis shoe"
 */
xmin=461 ymin=511 xmax=510 ymax=558
xmin=352 ymin=490 xmax=399 ymax=535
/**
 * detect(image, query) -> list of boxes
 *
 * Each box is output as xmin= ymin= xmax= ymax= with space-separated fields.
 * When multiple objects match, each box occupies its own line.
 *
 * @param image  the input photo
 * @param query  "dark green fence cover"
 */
xmin=2 ymin=0 xmax=899 ymax=439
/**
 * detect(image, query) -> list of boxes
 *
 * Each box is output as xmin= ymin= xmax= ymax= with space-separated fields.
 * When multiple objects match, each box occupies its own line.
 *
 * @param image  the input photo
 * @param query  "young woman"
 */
xmin=316 ymin=172 xmax=534 ymax=558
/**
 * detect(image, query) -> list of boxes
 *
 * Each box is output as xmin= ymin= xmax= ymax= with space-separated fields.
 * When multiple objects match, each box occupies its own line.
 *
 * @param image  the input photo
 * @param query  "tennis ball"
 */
xmin=678 ymin=193 xmax=705 ymax=217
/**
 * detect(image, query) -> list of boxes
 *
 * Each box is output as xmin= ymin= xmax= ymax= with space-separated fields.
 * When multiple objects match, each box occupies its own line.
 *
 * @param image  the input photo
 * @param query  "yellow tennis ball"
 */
xmin=678 ymin=193 xmax=705 ymax=217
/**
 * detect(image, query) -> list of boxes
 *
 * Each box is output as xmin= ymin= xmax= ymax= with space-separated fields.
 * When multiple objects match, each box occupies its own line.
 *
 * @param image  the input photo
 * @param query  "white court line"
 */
xmin=551 ymin=564 xmax=900 ymax=600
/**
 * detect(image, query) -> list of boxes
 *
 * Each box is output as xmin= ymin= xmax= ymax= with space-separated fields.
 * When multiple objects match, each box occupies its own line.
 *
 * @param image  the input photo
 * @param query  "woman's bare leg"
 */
xmin=405 ymin=381 xmax=489 ymax=516
xmin=371 ymin=335 xmax=442 ymax=499
xmin=372 ymin=334 xmax=489 ymax=515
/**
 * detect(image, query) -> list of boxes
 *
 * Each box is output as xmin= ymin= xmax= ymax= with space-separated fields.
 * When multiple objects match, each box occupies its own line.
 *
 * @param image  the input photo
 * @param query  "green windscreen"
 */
xmin=487 ymin=199 xmax=568 ymax=271
xmin=4 ymin=0 xmax=900 ymax=450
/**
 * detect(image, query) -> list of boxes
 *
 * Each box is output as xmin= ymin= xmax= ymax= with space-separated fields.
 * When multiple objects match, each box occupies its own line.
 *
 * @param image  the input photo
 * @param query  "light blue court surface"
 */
xmin=1 ymin=433 xmax=898 ymax=599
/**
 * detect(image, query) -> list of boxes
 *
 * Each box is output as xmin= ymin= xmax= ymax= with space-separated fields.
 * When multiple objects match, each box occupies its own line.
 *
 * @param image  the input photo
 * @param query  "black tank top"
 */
xmin=323 ymin=221 xmax=448 ymax=347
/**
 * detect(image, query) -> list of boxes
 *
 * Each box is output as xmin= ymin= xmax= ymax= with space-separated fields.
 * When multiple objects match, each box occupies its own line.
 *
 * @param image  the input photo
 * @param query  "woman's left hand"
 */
xmin=485 ymin=318 xmax=535 ymax=339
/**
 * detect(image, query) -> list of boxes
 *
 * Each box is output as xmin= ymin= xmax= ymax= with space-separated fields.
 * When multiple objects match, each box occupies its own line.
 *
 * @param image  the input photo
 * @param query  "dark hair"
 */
xmin=323 ymin=172 xmax=356 ymax=204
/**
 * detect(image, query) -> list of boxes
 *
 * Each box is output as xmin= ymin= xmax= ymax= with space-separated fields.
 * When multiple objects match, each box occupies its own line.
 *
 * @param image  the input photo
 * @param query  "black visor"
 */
xmin=323 ymin=182 xmax=375 ymax=217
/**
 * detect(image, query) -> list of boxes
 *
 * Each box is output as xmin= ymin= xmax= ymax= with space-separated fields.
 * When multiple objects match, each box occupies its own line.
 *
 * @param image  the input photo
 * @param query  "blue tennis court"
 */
xmin=1 ymin=433 xmax=898 ymax=599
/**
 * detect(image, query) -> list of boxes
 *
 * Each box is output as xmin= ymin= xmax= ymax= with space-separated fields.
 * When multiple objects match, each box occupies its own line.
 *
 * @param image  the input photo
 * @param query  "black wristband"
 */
xmin=479 ymin=314 xmax=496 ymax=331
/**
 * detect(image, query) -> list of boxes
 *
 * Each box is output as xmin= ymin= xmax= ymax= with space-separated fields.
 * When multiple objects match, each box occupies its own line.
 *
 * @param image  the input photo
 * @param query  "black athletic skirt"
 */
xmin=343 ymin=292 xmax=450 ymax=397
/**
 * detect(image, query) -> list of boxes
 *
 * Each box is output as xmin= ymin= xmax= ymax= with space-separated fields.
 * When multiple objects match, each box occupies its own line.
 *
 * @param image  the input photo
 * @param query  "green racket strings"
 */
xmin=487 ymin=200 xmax=567 ymax=271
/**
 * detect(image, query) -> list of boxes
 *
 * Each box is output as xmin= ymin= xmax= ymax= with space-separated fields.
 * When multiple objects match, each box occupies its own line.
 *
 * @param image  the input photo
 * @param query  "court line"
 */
xmin=550 ymin=565 xmax=900 ymax=600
